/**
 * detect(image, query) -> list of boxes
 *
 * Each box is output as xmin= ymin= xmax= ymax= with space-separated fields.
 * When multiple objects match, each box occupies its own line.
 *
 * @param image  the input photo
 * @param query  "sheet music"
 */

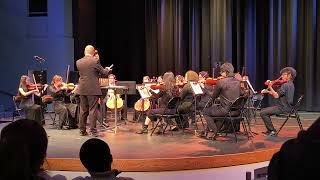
xmin=137 ymin=85 xmax=151 ymax=99
xmin=245 ymin=80 xmax=257 ymax=94
xmin=190 ymin=82 xmax=204 ymax=95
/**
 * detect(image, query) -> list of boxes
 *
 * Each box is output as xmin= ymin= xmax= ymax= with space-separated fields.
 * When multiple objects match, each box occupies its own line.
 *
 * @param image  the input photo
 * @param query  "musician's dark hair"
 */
xmin=220 ymin=63 xmax=234 ymax=76
xmin=199 ymin=71 xmax=209 ymax=79
xmin=280 ymin=67 xmax=296 ymax=80
xmin=80 ymin=138 xmax=113 ymax=172
xmin=162 ymin=72 xmax=177 ymax=96
xmin=0 ymin=119 xmax=48 ymax=180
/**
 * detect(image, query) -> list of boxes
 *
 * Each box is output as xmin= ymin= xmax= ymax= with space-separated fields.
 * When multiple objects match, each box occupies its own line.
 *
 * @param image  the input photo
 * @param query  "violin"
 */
xmin=260 ymin=78 xmax=288 ymax=95
xmin=41 ymin=95 xmax=53 ymax=104
xmin=204 ymin=76 xmax=224 ymax=86
xmin=27 ymin=83 xmax=44 ymax=91
xmin=150 ymin=83 xmax=164 ymax=90
xmin=264 ymin=79 xmax=288 ymax=87
xmin=64 ymin=83 xmax=76 ymax=90
xmin=176 ymin=81 xmax=187 ymax=88
xmin=58 ymin=83 xmax=76 ymax=91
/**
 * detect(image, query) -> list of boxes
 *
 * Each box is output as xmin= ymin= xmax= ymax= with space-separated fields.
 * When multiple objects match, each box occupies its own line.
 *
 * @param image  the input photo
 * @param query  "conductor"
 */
xmin=76 ymin=45 xmax=112 ymax=136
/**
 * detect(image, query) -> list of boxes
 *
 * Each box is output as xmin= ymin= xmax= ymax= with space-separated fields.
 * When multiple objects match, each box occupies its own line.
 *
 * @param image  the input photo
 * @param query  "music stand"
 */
xmin=190 ymin=82 xmax=205 ymax=134
xmin=243 ymin=80 xmax=259 ymax=135
xmin=101 ymin=85 xmax=128 ymax=134
xmin=116 ymin=81 xmax=136 ymax=120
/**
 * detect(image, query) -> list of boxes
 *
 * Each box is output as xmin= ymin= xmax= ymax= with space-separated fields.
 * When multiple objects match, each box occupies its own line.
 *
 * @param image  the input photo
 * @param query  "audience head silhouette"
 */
xmin=268 ymin=117 xmax=320 ymax=180
xmin=80 ymin=138 xmax=113 ymax=172
xmin=0 ymin=119 xmax=48 ymax=180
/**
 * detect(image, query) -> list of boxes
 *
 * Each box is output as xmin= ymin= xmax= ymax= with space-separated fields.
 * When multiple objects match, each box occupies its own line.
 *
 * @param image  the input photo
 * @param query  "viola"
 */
xmin=27 ymin=83 xmax=44 ymax=91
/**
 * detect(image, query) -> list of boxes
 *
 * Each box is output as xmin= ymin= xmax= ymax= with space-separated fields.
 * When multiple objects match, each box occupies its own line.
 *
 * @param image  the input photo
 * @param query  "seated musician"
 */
xmin=100 ymin=74 xmax=116 ymax=122
xmin=198 ymin=71 xmax=214 ymax=110
xmin=175 ymin=75 xmax=185 ymax=92
xmin=101 ymin=74 xmax=126 ymax=122
xmin=18 ymin=75 xmax=44 ymax=124
xmin=136 ymin=72 xmax=179 ymax=134
xmin=260 ymin=67 xmax=296 ymax=136
xmin=133 ymin=75 xmax=153 ymax=122
xmin=177 ymin=70 xmax=199 ymax=128
xmin=203 ymin=63 xmax=244 ymax=136
xmin=157 ymin=75 xmax=163 ymax=84
xmin=47 ymin=75 xmax=75 ymax=129
xmin=143 ymin=76 xmax=151 ymax=83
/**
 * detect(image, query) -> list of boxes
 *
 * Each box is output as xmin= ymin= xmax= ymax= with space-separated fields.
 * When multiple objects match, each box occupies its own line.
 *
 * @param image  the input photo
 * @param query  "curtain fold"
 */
xmin=145 ymin=0 xmax=320 ymax=111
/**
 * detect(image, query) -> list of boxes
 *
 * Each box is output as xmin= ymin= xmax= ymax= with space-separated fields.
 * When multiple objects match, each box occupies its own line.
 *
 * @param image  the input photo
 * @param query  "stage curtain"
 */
xmin=145 ymin=0 xmax=320 ymax=111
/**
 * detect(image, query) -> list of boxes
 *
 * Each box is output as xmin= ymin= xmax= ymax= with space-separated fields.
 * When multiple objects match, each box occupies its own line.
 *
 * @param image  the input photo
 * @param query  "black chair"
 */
xmin=12 ymin=96 xmax=23 ymax=121
xmin=193 ymin=96 xmax=212 ymax=132
xmin=211 ymin=96 xmax=249 ymax=142
xmin=150 ymin=97 xmax=182 ymax=136
xmin=275 ymin=95 xmax=304 ymax=136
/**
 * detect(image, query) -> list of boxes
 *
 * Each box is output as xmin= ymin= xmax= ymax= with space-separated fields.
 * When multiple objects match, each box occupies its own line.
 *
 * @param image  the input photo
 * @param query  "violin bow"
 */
xmin=32 ymin=74 xmax=39 ymax=92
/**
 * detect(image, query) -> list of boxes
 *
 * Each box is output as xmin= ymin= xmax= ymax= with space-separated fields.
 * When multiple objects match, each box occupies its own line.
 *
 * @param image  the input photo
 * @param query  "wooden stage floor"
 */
xmin=1 ymin=111 xmax=319 ymax=171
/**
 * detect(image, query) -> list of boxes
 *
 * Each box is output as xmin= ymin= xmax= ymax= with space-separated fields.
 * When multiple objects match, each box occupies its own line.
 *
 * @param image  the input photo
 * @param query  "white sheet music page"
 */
xmin=137 ymin=85 xmax=151 ymax=99
xmin=190 ymin=82 xmax=204 ymax=95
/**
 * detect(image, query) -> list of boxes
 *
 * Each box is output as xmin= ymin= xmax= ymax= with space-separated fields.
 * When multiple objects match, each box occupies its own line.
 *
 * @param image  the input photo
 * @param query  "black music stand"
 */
xmin=102 ymin=85 xmax=128 ymax=134
xmin=190 ymin=82 xmax=205 ymax=134
xmin=116 ymin=81 xmax=136 ymax=120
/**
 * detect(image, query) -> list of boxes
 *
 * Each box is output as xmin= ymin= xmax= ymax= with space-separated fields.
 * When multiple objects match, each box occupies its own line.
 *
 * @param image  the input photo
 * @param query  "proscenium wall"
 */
xmin=0 ymin=0 xmax=74 ymax=110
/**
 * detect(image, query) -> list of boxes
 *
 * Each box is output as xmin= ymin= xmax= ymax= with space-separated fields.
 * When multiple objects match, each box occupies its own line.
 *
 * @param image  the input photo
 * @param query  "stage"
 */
xmin=0 ymin=111 xmax=319 ymax=172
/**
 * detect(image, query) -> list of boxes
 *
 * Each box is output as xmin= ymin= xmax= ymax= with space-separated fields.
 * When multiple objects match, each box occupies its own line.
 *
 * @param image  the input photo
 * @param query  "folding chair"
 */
xmin=211 ymin=96 xmax=250 ymax=142
xmin=193 ymin=96 xmax=212 ymax=132
xmin=275 ymin=95 xmax=304 ymax=136
xmin=244 ymin=93 xmax=264 ymax=123
xmin=150 ymin=97 xmax=182 ymax=136
xmin=12 ymin=96 xmax=23 ymax=121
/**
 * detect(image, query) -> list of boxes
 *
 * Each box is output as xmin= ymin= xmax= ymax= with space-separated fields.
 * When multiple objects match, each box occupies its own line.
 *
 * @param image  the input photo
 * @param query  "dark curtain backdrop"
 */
xmin=144 ymin=0 xmax=320 ymax=111
xmin=73 ymin=0 xmax=320 ymax=111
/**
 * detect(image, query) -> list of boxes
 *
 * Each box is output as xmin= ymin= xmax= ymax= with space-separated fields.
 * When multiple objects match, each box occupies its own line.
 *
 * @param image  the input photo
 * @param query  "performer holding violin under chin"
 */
xmin=198 ymin=71 xmax=214 ymax=109
xmin=203 ymin=63 xmax=245 ymax=136
xmin=18 ymin=75 xmax=44 ymax=124
xmin=176 ymin=70 xmax=199 ymax=129
xmin=260 ymin=67 xmax=296 ymax=136
xmin=47 ymin=75 xmax=77 ymax=129
xmin=136 ymin=72 xmax=180 ymax=134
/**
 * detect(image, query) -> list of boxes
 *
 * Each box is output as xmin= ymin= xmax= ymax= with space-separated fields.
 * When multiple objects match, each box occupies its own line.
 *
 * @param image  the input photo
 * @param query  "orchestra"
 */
xmin=15 ymin=45 xmax=298 ymax=139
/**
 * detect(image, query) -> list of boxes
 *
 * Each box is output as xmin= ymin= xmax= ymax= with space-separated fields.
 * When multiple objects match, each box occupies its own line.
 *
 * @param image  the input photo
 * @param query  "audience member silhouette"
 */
xmin=268 ymin=117 xmax=320 ymax=180
xmin=74 ymin=138 xmax=134 ymax=180
xmin=0 ymin=119 xmax=66 ymax=180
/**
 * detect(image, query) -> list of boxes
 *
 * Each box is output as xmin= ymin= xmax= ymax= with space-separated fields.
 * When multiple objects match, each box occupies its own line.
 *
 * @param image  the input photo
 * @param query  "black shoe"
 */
xmin=80 ymin=130 xmax=88 ymax=136
xmin=170 ymin=126 xmax=179 ymax=131
xmin=268 ymin=130 xmax=277 ymax=137
xmin=89 ymin=131 xmax=99 ymax=137
xmin=262 ymin=131 xmax=271 ymax=135
xmin=155 ymin=127 xmax=164 ymax=135
xmin=136 ymin=128 xmax=148 ymax=134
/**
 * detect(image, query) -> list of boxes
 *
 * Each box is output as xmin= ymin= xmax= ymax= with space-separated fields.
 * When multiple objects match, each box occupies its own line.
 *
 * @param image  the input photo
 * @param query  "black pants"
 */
xmin=260 ymin=106 xmax=286 ymax=132
xmin=24 ymin=104 xmax=43 ymax=124
xmin=79 ymin=95 xmax=100 ymax=132
xmin=54 ymin=101 xmax=69 ymax=128
xmin=203 ymin=105 xmax=228 ymax=133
